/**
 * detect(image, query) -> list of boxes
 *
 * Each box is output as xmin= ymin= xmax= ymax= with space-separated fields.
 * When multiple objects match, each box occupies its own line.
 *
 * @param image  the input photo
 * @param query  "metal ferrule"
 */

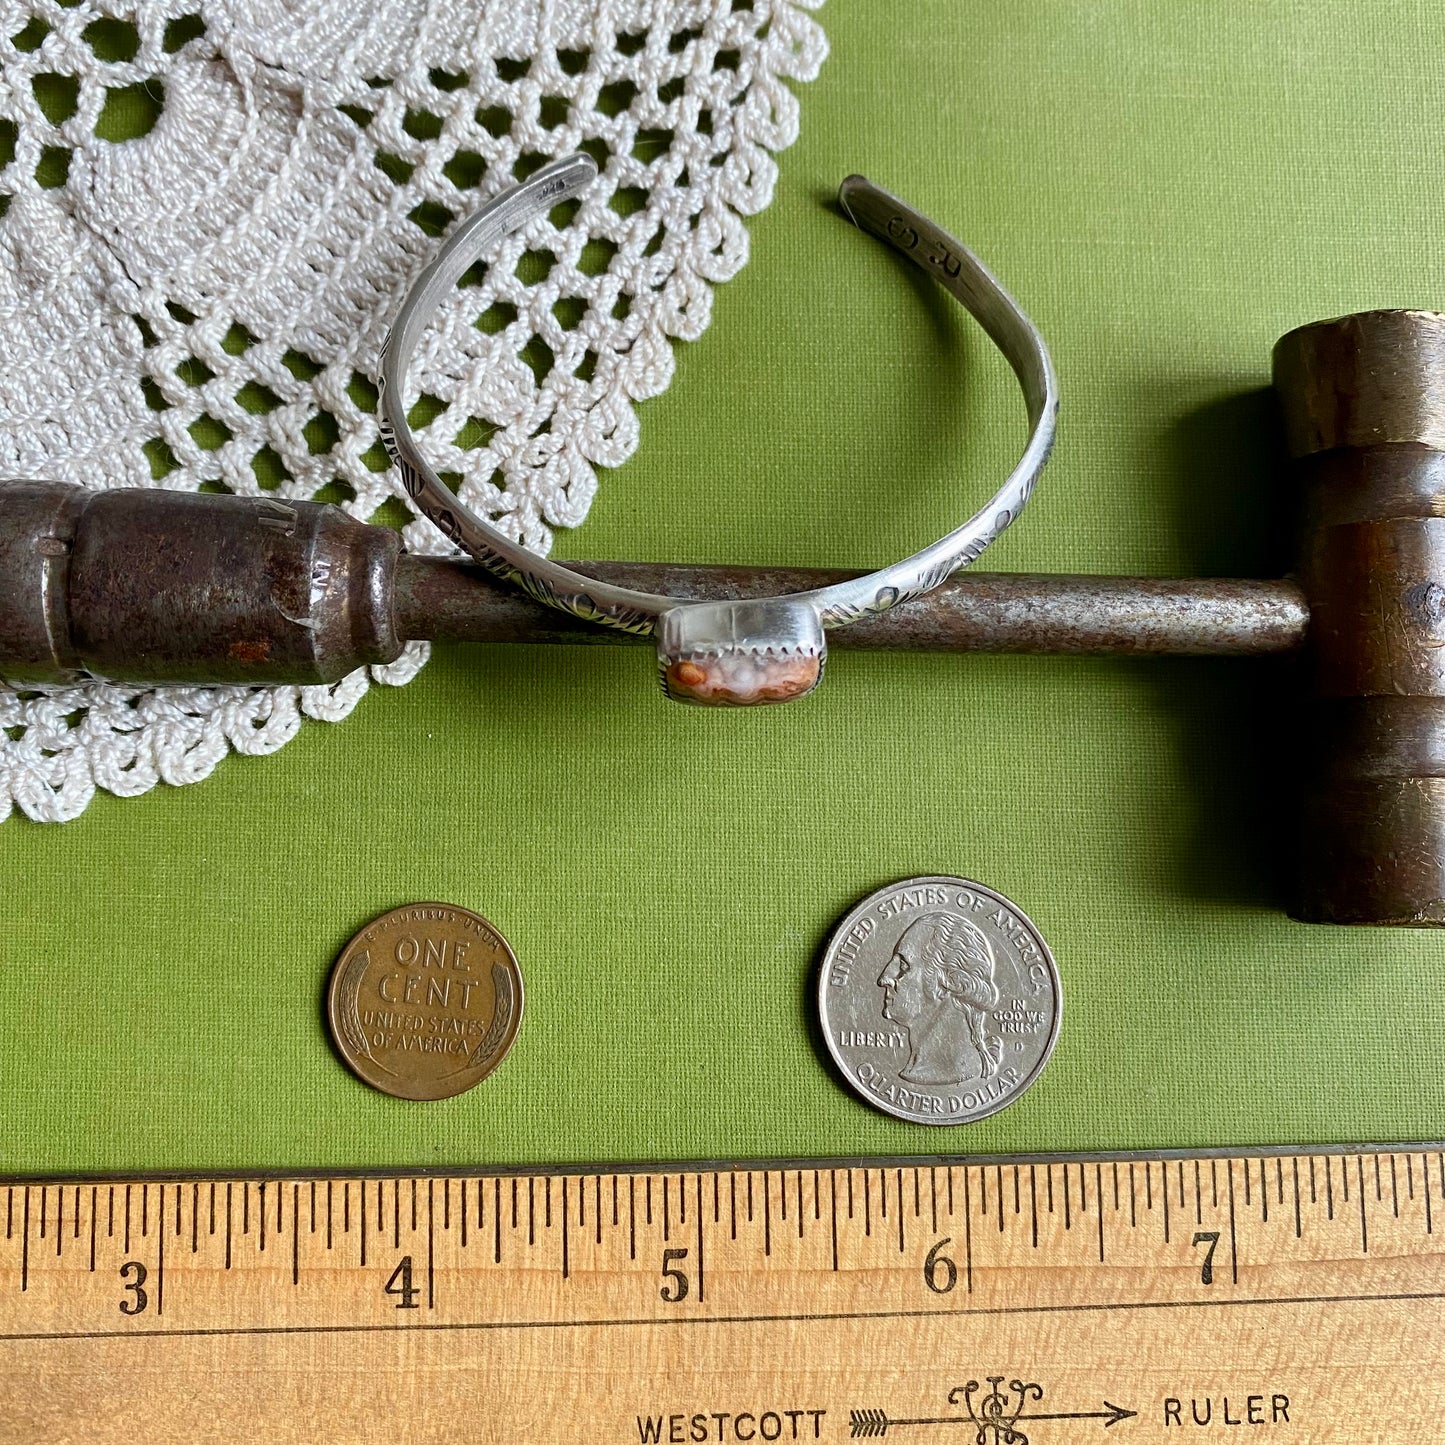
xmin=0 ymin=481 xmax=89 ymax=688
xmin=0 ymin=482 xmax=404 ymax=688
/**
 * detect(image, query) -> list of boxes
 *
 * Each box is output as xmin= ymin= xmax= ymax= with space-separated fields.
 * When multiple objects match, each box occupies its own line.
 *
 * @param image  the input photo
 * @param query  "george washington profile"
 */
xmin=876 ymin=911 xmax=1002 ymax=1085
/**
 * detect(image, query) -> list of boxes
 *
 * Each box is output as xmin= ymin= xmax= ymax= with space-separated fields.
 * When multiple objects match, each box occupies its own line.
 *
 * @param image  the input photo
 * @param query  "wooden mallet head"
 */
xmin=1275 ymin=310 xmax=1445 ymax=923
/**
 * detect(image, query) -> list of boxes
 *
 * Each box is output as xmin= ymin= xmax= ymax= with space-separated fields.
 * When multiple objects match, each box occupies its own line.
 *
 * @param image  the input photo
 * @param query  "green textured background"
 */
xmin=4 ymin=1 xmax=1445 ymax=1175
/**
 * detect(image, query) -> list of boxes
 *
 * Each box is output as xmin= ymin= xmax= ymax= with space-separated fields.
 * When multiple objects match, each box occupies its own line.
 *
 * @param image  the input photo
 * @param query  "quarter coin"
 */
xmin=818 ymin=876 xmax=1060 ymax=1125
xmin=327 ymin=902 xmax=524 ymax=1101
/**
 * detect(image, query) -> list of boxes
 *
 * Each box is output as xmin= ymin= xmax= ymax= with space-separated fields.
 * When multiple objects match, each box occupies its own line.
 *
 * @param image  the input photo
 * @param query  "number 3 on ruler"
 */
xmin=118 ymin=1261 xmax=148 ymax=1315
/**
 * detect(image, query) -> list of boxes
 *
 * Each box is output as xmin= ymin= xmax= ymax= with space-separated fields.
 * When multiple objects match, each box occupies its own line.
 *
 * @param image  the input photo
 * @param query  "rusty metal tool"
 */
xmin=1 ymin=308 xmax=1443 ymax=924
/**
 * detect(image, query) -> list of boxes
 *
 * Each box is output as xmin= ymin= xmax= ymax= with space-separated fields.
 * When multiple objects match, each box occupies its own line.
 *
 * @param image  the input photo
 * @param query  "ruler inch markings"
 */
xmin=1227 ymin=1159 xmax=1238 ymax=1285
xmin=5 ymin=1146 xmax=1445 ymax=1372
xmin=829 ymin=1170 xmax=838 ymax=1273
xmin=695 ymin=1173 xmax=705 ymax=1305
xmin=1029 ymin=1164 xmax=1038 ymax=1250
xmin=155 ymin=1185 xmax=164 ymax=1318
xmin=962 ymin=1165 xmax=974 ymax=1293
xmin=898 ymin=1168 xmax=906 ymax=1254
xmin=1358 ymin=1154 xmax=1369 ymax=1254
xmin=1095 ymin=1162 xmax=1104 ymax=1263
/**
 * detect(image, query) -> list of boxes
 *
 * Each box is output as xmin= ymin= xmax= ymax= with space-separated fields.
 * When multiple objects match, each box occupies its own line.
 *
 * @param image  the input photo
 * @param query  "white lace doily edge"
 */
xmin=1 ymin=642 xmax=432 ymax=823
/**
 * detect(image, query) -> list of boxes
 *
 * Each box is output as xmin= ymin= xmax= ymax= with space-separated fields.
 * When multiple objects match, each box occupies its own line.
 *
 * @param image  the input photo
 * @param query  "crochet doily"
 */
xmin=0 ymin=0 xmax=827 ymax=822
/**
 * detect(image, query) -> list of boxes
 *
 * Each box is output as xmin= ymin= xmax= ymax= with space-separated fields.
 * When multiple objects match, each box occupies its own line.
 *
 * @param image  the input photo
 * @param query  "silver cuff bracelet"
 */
xmin=380 ymin=153 xmax=1058 ymax=707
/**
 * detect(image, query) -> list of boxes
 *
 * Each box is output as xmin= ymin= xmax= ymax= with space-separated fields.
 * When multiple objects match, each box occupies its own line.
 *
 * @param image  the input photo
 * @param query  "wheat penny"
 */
xmin=326 ymin=902 xmax=523 ymax=1100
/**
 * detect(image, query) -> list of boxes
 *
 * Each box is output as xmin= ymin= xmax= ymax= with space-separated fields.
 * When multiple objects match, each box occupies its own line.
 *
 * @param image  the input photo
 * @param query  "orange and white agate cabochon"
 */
xmin=658 ymin=600 xmax=825 ymax=707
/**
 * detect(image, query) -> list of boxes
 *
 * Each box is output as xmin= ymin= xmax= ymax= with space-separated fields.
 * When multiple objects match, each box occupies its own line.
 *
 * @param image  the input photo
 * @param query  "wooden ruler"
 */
xmin=1 ymin=1147 xmax=1443 ymax=1443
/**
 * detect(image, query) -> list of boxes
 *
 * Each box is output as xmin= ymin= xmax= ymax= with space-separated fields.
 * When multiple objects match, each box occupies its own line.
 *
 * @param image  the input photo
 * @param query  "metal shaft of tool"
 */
xmin=395 ymin=556 xmax=1309 ymax=656
xmin=0 ymin=484 xmax=1308 ymax=689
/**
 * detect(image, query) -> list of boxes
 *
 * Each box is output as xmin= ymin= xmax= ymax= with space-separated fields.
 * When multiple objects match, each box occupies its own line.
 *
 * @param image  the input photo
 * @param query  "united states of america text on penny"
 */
xmin=818 ymin=876 xmax=1060 ymax=1125
xmin=327 ymin=902 xmax=524 ymax=1101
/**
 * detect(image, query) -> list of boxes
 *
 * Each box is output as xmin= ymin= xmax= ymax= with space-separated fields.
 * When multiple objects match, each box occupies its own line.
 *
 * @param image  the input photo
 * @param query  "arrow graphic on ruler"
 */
xmin=850 ymin=1398 xmax=1137 ymax=1437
